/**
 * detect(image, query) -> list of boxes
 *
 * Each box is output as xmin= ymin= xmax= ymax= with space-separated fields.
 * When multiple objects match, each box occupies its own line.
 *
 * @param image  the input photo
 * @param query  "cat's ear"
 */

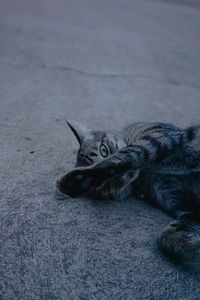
xmin=66 ymin=120 xmax=92 ymax=145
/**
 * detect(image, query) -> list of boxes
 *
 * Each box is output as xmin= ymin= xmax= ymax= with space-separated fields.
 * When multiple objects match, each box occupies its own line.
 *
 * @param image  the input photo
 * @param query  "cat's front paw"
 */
xmin=56 ymin=167 xmax=100 ymax=197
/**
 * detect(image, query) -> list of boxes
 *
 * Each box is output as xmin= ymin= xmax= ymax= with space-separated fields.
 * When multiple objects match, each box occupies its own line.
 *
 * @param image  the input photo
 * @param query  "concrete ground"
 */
xmin=0 ymin=0 xmax=200 ymax=299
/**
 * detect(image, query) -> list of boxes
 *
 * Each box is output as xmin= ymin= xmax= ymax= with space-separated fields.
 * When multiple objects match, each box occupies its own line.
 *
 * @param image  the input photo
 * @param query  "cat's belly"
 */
xmin=132 ymin=166 xmax=200 ymax=213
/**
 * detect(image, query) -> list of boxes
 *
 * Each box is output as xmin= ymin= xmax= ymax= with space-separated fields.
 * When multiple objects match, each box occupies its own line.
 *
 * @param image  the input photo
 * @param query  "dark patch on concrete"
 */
xmin=24 ymin=137 xmax=32 ymax=141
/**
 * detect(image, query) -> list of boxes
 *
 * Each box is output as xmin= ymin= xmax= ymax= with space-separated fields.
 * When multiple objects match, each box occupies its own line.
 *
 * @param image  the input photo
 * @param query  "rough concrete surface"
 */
xmin=0 ymin=0 xmax=200 ymax=299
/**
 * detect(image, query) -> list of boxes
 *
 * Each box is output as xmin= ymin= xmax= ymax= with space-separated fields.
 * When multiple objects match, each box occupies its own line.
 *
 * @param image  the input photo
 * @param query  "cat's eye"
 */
xmin=99 ymin=144 xmax=109 ymax=158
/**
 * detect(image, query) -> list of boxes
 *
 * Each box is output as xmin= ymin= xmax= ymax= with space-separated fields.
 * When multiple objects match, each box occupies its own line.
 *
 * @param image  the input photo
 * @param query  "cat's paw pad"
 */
xmin=56 ymin=169 xmax=94 ymax=197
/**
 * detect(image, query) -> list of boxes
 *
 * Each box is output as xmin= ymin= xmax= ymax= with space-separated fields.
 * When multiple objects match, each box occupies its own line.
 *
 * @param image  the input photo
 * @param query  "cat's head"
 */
xmin=66 ymin=121 xmax=126 ymax=167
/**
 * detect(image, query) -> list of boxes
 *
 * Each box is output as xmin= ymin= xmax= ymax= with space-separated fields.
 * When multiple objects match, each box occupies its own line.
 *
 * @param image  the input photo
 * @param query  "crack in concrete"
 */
xmin=1 ymin=61 xmax=200 ymax=90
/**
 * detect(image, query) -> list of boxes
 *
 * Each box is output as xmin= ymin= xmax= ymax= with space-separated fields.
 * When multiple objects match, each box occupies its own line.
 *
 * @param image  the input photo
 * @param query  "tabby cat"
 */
xmin=56 ymin=121 xmax=200 ymax=263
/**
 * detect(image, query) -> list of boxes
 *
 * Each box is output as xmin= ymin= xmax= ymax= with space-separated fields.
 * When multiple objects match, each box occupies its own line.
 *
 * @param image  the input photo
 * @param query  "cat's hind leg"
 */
xmin=151 ymin=177 xmax=200 ymax=262
xmin=159 ymin=211 xmax=200 ymax=263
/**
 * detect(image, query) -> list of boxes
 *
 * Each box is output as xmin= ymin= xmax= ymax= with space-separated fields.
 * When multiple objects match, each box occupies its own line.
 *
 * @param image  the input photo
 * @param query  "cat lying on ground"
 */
xmin=56 ymin=121 xmax=200 ymax=263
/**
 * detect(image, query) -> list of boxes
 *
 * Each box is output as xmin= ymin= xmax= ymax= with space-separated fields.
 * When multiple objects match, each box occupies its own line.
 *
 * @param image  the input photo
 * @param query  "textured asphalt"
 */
xmin=0 ymin=0 xmax=200 ymax=299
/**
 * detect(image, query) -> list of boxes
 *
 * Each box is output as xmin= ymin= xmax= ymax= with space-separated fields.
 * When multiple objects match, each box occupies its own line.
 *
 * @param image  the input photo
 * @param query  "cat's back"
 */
xmin=123 ymin=121 xmax=200 ymax=182
xmin=122 ymin=121 xmax=182 ymax=145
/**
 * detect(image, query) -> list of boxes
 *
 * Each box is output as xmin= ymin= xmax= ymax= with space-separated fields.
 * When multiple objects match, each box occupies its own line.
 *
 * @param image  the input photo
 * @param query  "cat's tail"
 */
xmin=159 ymin=211 xmax=200 ymax=263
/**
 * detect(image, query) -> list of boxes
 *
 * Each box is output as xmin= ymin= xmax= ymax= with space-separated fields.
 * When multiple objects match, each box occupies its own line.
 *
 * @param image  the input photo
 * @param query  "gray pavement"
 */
xmin=0 ymin=0 xmax=200 ymax=299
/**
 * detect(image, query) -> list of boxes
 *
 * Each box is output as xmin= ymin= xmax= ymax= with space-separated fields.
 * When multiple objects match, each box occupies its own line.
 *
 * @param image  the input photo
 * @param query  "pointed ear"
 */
xmin=66 ymin=120 xmax=92 ymax=145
